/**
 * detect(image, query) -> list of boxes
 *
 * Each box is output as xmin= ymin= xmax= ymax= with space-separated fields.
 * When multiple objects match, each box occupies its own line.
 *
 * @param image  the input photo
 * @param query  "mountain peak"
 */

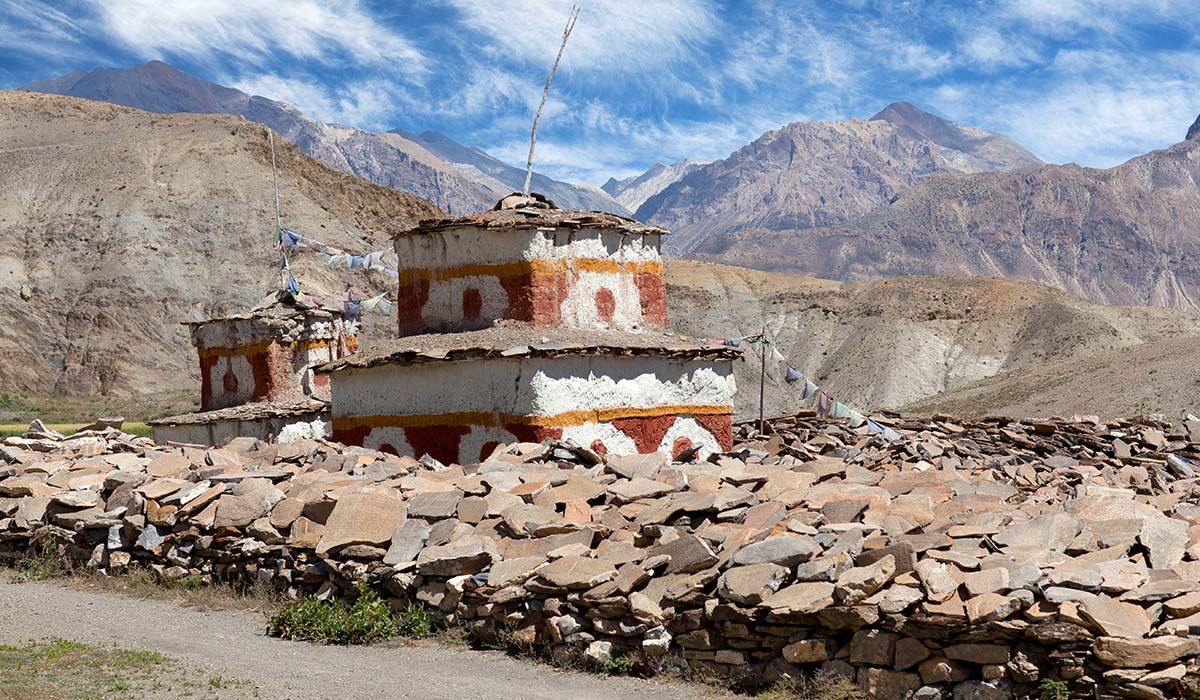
xmin=870 ymin=100 xmax=1043 ymax=171
xmin=1187 ymin=113 xmax=1200 ymax=142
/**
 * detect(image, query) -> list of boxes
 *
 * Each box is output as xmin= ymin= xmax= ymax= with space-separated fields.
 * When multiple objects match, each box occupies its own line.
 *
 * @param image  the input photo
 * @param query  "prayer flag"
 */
xmin=343 ymin=299 xmax=361 ymax=320
xmin=785 ymin=365 xmax=803 ymax=384
xmin=867 ymin=419 xmax=885 ymax=435
xmin=348 ymin=254 xmax=367 ymax=269
xmin=847 ymin=410 xmax=867 ymax=428
xmin=816 ymin=391 xmax=833 ymax=417
xmin=286 ymin=273 xmax=300 ymax=295
xmin=361 ymin=292 xmax=387 ymax=313
xmin=801 ymin=379 xmax=818 ymax=400
xmin=281 ymin=228 xmax=302 ymax=249
xmin=376 ymin=298 xmax=393 ymax=315
xmin=831 ymin=401 xmax=850 ymax=419
xmin=725 ymin=336 xmax=744 ymax=348
xmin=316 ymin=252 xmax=333 ymax=263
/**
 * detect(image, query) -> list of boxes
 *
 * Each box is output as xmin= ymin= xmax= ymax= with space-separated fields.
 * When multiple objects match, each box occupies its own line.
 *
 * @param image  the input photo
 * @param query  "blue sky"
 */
xmin=2 ymin=0 xmax=1199 ymax=184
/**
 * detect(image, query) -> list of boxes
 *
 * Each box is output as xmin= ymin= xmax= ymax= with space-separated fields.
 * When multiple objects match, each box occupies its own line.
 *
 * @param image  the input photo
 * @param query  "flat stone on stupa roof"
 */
xmin=146 ymin=398 xmax=328 ymax=426
xmin=395 ymin=207 xmax=668 ymax=239
xmin=184 ymin=290 xmax=343 ymax=328
xmin=315 ymin=324 xmax=737 ymax=373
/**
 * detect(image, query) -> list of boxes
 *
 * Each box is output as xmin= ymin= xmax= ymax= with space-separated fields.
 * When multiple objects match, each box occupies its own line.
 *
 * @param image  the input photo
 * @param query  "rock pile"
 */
xmin=4 ymin=413 xmax=1200 ymax=699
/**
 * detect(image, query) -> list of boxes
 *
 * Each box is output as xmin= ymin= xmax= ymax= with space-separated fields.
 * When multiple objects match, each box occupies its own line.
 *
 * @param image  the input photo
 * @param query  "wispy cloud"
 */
xmin=439 ymin=0 xmax=718 ymax=73
xmin=229 ymin=74 xmax=403 ymax=129
xmin=94 ymin=0 xmax=425 ymax=72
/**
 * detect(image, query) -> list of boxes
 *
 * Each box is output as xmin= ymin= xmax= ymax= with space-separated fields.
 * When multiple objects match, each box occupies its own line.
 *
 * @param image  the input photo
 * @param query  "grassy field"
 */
xmin=0 ymin=389 xmax=194 ymax=440
xmin=0 ymin=638 xmax=255 ymax=699
xmin=0 ymin=423 xmax=152 ymax=439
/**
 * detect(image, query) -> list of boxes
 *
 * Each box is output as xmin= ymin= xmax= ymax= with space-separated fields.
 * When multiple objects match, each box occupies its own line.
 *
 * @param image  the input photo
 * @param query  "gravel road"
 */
xmin=0 ymin=578 xmax=734 ymax=700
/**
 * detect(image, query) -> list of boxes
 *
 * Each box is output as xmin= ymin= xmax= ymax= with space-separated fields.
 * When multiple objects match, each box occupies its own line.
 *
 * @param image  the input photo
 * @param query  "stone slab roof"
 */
xmin=315 ymin=325 xmax=739 ymax=373
xmin=146 ymin=399 xmax=329 ymax=426
xmin=184 ymin=290 xmax=343 ymax=328
xmin=394 ymin=208 xmax=668 ymax=239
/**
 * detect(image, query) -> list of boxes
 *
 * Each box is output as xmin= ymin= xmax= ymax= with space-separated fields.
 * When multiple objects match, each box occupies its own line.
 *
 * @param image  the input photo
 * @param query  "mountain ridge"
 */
xmin=19 ymin=61 xmax=625 ymax=215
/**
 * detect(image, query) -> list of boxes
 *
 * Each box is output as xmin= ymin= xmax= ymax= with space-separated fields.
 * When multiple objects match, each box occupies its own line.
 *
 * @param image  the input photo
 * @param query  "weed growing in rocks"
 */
xmin=754 ymin=672 xmax=865 ymax=700
xmin=599 ymin=653 xmax=636 ymax=677
xmin=12 ymin=535 xmax=67 ymax=582
xmin=396 ymin=603 xmax=433 ymax=639
xmin=1039 ymin=679 xmax=1071 ymax=700
xmin=266 ymin=584 xmax=399 ymax=645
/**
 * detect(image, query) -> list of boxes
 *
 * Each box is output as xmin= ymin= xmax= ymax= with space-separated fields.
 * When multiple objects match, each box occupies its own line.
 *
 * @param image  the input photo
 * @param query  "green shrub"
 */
xmin=1040 ymin=679 xmax=1071 ymax=700
xmin=15 ymin=535 xmax=66 ymax=581
xmin=265 ymin=583 xmax=399 ymax=645
xmin=396 ymin=603 xmax=433 ymax=639
xmin=599 ymin=652 xmax=636 ymax=677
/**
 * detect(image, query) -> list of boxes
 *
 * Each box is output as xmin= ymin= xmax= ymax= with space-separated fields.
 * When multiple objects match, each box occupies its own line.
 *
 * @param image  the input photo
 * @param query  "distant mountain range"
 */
xmin=635 ymin=103 xmax=1046 ymax=256
xmin=602 ymin=159 xmax=708 ymax=211
xmin=18 ymin=60 xmax=1200 ymax=315
xmin=21 ymin=61 xmax=626 ymax=215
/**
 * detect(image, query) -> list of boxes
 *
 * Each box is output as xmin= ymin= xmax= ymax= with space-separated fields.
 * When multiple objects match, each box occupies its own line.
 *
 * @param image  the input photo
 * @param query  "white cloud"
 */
xmin=1004 ymin=79 xmax=1197 ymax=167
xmin=230 ymin=74 xmax=402 ymax=129
xmin=439 ymin=0 xmax=717 ymax=73
xmin=94 ymin=0 xmax=424 ymax=72
xmin=1001 ymin=0 xmax=1197 ymax=37
xmin=887 ymin=41 xmax=954 ymax=79
xmin=0 ymin=1 xmax=97 ymax=62
xmin=961 ymin=28 xmax=1039 ymax=70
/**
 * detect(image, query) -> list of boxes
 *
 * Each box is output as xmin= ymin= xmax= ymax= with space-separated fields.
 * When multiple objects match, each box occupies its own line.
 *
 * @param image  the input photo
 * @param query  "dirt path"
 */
xmin=0 ymin=579 xmax=735 ymax=700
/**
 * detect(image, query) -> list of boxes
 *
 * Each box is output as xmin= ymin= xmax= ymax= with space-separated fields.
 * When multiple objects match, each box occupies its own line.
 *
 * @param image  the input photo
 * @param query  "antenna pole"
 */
xmin=268 ymin=129 xmax=289 ymax=291
xmin=758 ymin=324 xmax=767 ymax=434
xmin=523 ymin=4 xmax=579 ymax=195
xmin=269 ymin=129 xmax=282 ymax=240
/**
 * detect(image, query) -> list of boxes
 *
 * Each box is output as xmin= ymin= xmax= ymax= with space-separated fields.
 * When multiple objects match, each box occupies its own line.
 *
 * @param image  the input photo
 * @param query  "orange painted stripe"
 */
xmin=332 ymin=403 xmax=731 ymax=431
xmin=197 ymin=338 xmax=334 ymax=360
xmin=395 ymin=259 xmax=663 ymax=285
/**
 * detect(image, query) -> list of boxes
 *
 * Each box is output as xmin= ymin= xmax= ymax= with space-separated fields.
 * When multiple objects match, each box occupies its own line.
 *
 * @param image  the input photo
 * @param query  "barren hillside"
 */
xmin=0 ymin=91 xmax=439 ymax=406
xmin=666 ymin=261 xmax=1200 ymax=419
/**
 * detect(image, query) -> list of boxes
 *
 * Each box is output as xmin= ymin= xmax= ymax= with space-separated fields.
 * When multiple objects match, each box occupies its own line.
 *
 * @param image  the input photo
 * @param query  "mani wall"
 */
xmin=4 ymin=413 xmax=1200 ymax=700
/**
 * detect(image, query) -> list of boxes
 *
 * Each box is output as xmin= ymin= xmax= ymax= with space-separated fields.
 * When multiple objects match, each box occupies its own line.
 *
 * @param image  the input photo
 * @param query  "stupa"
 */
xmin=317 ymin=195 xmax=739 ymax=465
xmin=148 ymin=291 xmax=359 ymax=445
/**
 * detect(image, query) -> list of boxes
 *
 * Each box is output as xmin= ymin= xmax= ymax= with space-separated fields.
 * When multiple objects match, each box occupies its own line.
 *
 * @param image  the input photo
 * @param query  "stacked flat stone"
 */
xmin=4 ymin=413 xmax=1200 ymax=700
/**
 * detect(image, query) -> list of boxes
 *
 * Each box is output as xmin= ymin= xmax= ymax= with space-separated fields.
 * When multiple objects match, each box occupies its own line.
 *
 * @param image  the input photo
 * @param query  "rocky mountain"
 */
xmin=20 ymin=61 xmax=622 ymax=216
xmin=1188 ymin=113 xmax=1200 ymax=142
xmin=601 ymin=159 xmax=707 ymax=212
xmin=637 ymin=118 xmax=969 ymax=256
xmin=0 ymin=91 xmax=438 ymax=408
xmin=869 ymin=101 xmax=1043 ymax=172
xmin=687 ymin=134 xmax=1200 ymax=315
xmin=666 ymin=260 xmax=1200 ymax=419
xmin=394 ymin=129 xmax=627 ymax=214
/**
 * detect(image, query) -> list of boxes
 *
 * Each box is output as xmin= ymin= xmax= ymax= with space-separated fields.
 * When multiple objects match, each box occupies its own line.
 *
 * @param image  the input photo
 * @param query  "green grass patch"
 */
xmin=11 ymin=535 xmax=68 ymax=582
xmin=265 ymin=584 xmax=402 ymax=645
xmin=0 ymin=638 xmax=181 ymax=700
xmin=0 ymin=422 xmax=151 ymax=439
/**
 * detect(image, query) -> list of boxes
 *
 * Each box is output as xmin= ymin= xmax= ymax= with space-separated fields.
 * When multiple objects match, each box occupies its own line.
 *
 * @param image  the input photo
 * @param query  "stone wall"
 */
xmin=394 ymin=227 xmax=667 ymax=335
xmin=4 ymin=413 xmax=1200 ymax=700
xmin=328 ymin=354 xmax=735 ymax=464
